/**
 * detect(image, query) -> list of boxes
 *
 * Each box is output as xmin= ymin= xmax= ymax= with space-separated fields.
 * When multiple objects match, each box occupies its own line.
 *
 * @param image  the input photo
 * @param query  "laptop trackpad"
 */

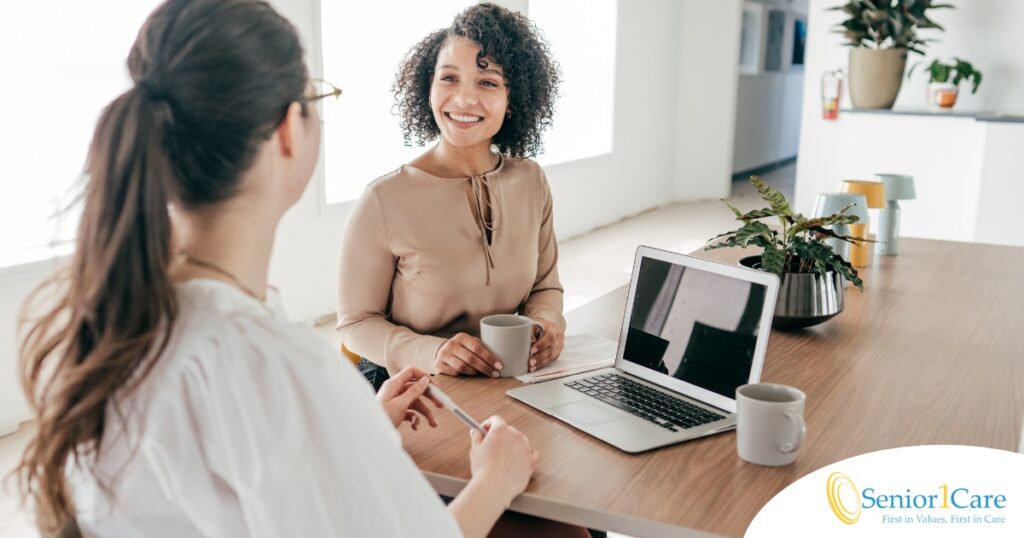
xmin=551 ymin=400 xmax=624 ymax=427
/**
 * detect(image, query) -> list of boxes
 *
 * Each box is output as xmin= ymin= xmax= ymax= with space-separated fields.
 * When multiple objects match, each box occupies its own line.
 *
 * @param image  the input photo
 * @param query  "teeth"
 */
xmin=448 ymin=112 xmax=482 ymax=123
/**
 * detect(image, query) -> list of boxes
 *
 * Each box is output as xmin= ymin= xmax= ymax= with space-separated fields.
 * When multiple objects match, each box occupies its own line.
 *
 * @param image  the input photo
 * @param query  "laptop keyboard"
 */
xmin=565 ymin=373 xmax=725 ymax=432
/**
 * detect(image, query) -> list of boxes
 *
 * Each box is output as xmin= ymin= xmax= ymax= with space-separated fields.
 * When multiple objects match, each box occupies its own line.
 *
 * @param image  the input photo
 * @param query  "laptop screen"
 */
xmin=621 ymin=255 xmax=768 ymax=399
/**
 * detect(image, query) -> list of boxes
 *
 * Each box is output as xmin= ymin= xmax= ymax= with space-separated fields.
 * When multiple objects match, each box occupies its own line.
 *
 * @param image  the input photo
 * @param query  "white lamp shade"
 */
xmin=812 ymin=192 xmax=869 ymax=222
xmin=875 ymin=173 xmax=916 ymax=200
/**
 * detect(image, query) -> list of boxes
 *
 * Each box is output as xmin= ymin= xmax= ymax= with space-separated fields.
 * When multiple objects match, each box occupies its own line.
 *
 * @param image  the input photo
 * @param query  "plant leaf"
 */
xmin=827 ymin=253 xmax=864 ymax=290
xmin=704 ymin=236 xmax=740 ymax=251
xmin=706 ymin=229 xmax=741 ymax=243
xmin=722 ymin=199 xmax=742 ymax=219
xmin=734 ymin=221 xmax=774 ymax=247
xmin=760 ymin=245 xmax=786 ymax=276
xmin=806 ymin=226 xmax=874 ymax=244
xmin=750 ymin=175 xmax=792 ymax=216
xmin=738 ymin=207 xmax=784 ymax=221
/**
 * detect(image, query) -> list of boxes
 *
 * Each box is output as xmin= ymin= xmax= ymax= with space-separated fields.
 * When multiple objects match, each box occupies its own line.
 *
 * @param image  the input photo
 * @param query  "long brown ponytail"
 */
xmin=16 ymin=0 xmax=307 ymax=531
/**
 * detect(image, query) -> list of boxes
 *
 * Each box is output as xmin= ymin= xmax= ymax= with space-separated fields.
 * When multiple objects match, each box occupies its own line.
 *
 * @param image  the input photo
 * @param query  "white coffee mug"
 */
xmin=736 ymin=383 xmax=806 ymax=466
xmin=480 ymin=314 xmax=545 ymax=377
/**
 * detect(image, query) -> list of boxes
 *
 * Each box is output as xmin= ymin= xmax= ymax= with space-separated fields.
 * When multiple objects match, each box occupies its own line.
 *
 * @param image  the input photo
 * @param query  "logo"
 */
xmin=827 ymin=472 xmax=862 ymax=524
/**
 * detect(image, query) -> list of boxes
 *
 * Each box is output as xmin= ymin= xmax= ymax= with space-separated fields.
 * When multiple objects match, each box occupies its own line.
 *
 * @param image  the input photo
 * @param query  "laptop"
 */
xmin=507 ymin=246 xmax=779 ymax=453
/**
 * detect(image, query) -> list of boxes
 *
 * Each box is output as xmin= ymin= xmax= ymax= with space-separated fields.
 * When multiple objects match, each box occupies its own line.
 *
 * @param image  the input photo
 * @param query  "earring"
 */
xmin=505 ymin=110 xmax=511 ymax=119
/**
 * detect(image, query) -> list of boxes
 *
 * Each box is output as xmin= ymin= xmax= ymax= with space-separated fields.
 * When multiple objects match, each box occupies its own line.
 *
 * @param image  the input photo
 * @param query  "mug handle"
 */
xmin=528 ymin=319 xmax=545 ymax=342
xmin=780 ymin=411 xmax=806 ymax=454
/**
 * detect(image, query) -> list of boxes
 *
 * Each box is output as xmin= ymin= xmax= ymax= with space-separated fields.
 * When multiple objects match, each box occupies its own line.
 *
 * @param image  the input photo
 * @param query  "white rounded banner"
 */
xmin=746 ymin=445 xmax=1024 ymax=537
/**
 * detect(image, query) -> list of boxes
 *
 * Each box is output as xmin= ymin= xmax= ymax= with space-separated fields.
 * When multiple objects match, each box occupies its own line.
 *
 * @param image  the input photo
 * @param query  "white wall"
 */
xmin=0 ymin=265 xmax=51 ymax=434
xmin=674 ymin=0 xmax=742 ymax=201
xmin=733 ymin=71 xmax=804 ymax=172
xmin=974 ymin=123 xmax=1024 ymax=246
xmin=0 ymin=0 xmax=744 ymax=435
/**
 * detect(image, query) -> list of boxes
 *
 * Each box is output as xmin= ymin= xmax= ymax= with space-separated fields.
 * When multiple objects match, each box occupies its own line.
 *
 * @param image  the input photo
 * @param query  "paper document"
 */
xmin=515 ymin=333 xmax=618 ymax=383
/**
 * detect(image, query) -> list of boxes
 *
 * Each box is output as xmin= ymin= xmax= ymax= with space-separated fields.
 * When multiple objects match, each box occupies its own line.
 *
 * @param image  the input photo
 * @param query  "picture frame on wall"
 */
xmin=763 ymin=8 xmax=785 ymax=72
xmin=792 ymin=17 xmax=807 ymax=66
xmin=739 ymin=2 xmax=763 ymax=74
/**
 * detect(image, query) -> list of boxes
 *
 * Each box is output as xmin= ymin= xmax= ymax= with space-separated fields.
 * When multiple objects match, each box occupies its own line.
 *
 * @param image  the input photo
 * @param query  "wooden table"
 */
xmin=401 ymin=238 xmax=1024 ymax=537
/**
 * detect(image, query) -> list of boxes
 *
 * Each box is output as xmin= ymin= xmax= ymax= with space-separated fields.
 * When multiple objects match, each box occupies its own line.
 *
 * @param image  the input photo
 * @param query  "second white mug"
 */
xmin=736 ymin=383 xmax=806 ymax=466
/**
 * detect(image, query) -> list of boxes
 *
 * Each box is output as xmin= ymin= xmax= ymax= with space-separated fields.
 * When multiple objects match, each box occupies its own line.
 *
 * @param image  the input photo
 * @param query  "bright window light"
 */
xmin=320 ymin=0 xmax=475 ymax=204
xmin=0 ymin=2 xmax=162 ymax=268
xmin=529 ymin=0 xmax=616 ymax=167
xmin=319 ymin=0 xmax=618 ymax=205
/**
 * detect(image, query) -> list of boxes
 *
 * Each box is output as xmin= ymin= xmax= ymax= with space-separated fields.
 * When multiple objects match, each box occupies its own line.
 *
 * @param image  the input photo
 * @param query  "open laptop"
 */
xmin=507 ymin=246 xmax=779 ymax=453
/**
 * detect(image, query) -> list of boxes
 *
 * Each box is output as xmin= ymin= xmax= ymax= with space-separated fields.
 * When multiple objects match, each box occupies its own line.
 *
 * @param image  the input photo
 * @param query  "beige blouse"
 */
xmin=336 ymin=157 xmax=565 ymax=373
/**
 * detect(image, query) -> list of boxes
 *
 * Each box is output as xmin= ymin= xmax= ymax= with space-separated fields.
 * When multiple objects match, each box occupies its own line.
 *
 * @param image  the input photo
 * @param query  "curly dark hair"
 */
xmin=393 ymin=2 xmax=560 ymax=158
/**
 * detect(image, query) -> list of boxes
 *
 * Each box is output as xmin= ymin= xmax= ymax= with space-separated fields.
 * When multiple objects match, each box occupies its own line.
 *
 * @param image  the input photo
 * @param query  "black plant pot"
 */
xmin=739 ymin=256 xmax=845 ymax=330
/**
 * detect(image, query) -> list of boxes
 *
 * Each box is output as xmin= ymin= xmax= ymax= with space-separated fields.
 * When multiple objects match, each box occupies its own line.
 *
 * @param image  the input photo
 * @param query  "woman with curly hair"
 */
xmin=337 ymin=3 xmax=567 ymax=385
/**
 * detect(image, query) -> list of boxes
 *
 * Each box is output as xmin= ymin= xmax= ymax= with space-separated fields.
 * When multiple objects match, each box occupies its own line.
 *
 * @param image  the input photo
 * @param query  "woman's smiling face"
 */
xmin=429 ymin=37 xmax=509 ymax=150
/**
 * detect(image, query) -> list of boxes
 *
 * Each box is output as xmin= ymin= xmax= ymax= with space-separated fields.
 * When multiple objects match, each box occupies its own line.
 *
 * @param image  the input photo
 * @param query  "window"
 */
xmin=320 ymin=0 xmax=475 ymax=204
xmin=319 ymin=0 xmax=617 ymax=205
xmin=0 ymin=2 xmax=163 ymax=268
xmin=529 ymin=0 xmax=616 ymax=167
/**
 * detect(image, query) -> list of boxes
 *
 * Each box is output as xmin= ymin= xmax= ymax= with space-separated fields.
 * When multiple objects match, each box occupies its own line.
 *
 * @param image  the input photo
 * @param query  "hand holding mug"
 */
xmin=529 ymin=319 xmax=564 ymax=372
xmin=435 ymin=333 xmax=503 ymax=377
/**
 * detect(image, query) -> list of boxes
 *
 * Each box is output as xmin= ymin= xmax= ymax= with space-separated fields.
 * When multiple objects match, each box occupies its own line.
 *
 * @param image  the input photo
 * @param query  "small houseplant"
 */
xmin=831 ymin=0 xmax=953 ymax=109
xmin=706 ymin=176 xmax=866 ymax=329
xmin=909 ymin=57 xmax=982 ymax=109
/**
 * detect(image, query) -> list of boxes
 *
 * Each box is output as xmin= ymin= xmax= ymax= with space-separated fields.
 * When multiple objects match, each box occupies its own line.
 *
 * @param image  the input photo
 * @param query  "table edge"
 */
xmin=424 ymin=472 xmax=723 ymax=538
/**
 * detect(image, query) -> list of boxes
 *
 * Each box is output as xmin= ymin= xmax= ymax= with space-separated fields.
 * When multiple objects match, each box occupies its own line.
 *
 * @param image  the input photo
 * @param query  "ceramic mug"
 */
xmin=736 ymin=383 xmax=806 ymax=466
xmin=480 ymin=314 xmax=545 ymax=377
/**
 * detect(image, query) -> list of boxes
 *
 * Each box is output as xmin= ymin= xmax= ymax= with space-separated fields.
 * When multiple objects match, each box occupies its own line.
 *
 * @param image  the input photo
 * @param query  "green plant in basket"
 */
xmin=909 ymin=57 xmax=983 ymax=93
xmin=705 ymin=176 xmax=866 ymax=290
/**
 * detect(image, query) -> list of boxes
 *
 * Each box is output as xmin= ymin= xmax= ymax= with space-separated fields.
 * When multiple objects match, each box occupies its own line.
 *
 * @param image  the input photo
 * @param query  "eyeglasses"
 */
xmin=262 ymin=78 xmax=341 ymax=139
xmin=305 ymin=79 xmax=342 ymax=104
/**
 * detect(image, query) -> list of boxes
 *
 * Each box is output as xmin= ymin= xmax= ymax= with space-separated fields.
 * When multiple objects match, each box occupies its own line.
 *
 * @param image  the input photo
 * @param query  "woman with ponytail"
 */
xmin=15 ymin=1 xmax=564 ymax=536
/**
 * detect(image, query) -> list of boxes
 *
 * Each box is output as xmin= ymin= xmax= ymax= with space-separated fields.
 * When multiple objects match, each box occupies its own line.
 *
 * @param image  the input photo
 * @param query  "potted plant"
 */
xmin=909 ymin=57 xmax=982 ymax=109
xmin=705 ymin=176 xmax=866 ymax=330
xmin=831 ymin=0 xmax=953 ymax=109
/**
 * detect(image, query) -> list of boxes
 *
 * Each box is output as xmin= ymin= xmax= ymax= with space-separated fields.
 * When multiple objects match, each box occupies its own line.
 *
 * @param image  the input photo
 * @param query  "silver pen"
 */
xmin=427 ymin=384 xmax=487 ymax=436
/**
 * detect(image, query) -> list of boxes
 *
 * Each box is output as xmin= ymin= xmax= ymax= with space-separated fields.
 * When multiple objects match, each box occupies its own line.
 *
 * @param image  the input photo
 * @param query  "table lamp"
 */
xmin=812 ymin=192 xmax=869 ymax=264
xmin=841 ymin=180 xmax=886 ymax=267
xmin=873 ymin=173 xmax=916 ymax=255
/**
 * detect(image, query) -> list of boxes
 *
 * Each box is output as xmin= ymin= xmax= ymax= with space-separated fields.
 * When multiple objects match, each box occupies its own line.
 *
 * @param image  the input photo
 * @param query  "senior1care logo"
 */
xmin=825 ymin=471 xmax=1008 ymax=526
xmin=746 ymin=445 xmax=1024 ymax=537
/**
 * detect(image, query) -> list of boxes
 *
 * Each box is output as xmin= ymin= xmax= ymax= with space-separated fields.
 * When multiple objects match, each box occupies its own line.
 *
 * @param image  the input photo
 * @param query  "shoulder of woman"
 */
xmin=501 ymin=156 xmax=548 ymax=186
xmin=360 ymin=165 xmax=429 ymax=201
xmin=167 ymin=283 xmax=345 ymax=384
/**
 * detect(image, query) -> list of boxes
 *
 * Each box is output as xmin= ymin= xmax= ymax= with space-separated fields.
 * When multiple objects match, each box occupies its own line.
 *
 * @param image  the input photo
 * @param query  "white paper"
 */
xmin=515 ymin=333 xmax=618 ymax=383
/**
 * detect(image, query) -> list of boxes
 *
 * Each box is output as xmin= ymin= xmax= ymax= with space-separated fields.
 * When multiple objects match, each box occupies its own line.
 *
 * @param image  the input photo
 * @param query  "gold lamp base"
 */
xmin=848 ymin=223 xmax=871 ymax=267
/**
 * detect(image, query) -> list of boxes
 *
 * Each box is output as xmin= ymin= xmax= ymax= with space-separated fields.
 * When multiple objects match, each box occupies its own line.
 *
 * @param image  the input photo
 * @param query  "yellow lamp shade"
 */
xmin=841 ymin=180 xmax=887 ymax=209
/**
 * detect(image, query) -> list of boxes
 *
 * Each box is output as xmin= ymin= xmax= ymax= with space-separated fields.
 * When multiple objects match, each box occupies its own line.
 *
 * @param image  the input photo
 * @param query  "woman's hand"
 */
xmin=528 ymin=319 xmax=564 ymax=372
xmin=435 ymin=333 xmax=502 ymax=377
xmin=376 ymin=367 xmax=443 ymax=430
xmin=469 ymin=416 xmax=539 ymax=504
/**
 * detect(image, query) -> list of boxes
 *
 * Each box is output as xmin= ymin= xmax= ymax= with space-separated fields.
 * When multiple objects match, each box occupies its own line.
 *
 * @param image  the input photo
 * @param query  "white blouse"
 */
xmin=69 ymin=279 xmax=461 ymax=537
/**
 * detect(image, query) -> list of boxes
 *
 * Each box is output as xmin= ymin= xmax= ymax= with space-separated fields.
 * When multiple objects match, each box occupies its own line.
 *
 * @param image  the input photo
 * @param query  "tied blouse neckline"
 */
xmin=404 ymin=155 xmax=505 ymax=286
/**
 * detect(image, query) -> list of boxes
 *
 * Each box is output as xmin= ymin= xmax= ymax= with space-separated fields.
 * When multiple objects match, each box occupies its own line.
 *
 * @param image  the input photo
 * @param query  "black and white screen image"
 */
xmin=623 ymin=257 xmax=767 ymax=399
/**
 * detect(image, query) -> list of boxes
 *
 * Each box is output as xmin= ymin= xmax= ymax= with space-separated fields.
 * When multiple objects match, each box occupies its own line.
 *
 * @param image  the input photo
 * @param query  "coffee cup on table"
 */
xmin=480 ymin=314 xmax=545 ymax=377
xmin=736 ymin=383 xmax=806 ymax=466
